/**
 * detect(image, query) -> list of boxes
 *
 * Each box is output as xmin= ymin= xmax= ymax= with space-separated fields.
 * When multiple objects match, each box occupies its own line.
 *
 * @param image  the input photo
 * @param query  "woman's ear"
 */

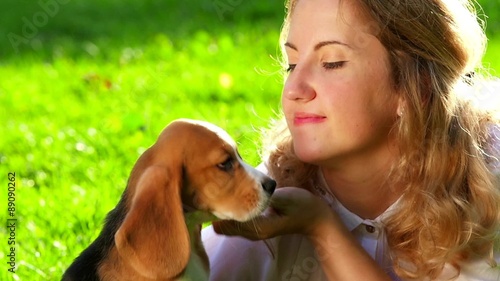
xmin=115 ymin=166 xmax=190 ymax=279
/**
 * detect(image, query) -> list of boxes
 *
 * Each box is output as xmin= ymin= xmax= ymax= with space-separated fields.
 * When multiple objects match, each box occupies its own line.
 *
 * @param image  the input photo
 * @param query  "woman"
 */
xmin=202 ymin=0 xmax=500 ymax=279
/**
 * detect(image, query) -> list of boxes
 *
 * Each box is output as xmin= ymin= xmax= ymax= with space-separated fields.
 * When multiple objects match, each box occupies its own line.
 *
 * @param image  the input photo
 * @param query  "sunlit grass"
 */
xmin=484 ymin=39 xmax=500 ymax=76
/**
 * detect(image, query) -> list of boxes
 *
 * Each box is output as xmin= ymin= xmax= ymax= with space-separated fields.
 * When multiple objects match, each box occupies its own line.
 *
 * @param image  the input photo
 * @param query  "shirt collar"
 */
xmin=332 ymin=196 xmax=402 ymax=231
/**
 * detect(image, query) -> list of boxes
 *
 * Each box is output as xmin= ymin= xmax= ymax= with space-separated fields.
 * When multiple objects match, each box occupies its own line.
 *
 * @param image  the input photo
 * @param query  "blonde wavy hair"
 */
xmin=263 ymin=0 xmax=500 ymax=279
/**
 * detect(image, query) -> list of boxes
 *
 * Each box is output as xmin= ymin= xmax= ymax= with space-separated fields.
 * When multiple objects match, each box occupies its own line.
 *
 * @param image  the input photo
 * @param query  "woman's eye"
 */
xmin=285 ymin=61 xmax=345 ymax=72
xmin=217 ymin=158 xmax=234 ymax=172
xmin=323 ymin=61 xmax=346 ymax=70
xmin=286 ymin=64 xmax=297 ymax=72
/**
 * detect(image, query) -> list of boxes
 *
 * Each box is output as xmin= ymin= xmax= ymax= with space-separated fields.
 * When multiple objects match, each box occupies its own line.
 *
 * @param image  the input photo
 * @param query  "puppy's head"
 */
xmin=114 ymin=119 xmax=275 ymax=279
xmin=157 ymin=119 xmax=276 ymax=221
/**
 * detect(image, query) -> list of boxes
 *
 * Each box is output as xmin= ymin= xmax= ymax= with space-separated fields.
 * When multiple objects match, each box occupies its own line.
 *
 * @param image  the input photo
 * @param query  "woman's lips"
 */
xmin=293 ymin=113 xmax=326 ymax=125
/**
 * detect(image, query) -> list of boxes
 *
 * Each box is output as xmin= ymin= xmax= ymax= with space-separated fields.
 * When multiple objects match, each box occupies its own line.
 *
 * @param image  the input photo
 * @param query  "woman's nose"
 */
xmin=282 ymin=66 xmax=316 ymax=102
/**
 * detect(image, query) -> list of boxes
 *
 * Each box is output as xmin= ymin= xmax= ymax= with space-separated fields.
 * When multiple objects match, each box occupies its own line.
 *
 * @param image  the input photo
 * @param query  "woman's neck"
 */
xmin=319 ymin=150 xmax=403 ymax=220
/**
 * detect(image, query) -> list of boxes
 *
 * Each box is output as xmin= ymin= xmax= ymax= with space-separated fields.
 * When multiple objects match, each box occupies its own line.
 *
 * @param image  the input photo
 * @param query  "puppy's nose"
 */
xmin=262 ymin=179 xmax=276 ymax=196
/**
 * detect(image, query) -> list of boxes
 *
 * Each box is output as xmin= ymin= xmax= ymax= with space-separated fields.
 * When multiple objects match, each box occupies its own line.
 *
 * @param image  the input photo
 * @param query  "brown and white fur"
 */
xmin=62 ymin=119 xmax=276 ymax=281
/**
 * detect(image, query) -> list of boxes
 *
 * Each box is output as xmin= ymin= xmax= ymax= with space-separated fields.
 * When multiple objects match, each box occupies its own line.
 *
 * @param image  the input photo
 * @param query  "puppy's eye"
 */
xmin=217 ymin=158 xmax=234 ymax=172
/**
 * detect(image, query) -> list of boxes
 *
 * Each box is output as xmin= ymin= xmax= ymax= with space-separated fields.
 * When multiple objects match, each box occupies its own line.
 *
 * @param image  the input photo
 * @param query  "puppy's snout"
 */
xmin=262 ymin=178 xmax=276 ymax=196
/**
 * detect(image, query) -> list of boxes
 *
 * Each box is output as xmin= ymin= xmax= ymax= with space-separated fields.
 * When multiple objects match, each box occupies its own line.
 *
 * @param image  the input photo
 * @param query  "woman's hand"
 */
xmin=212 ymin=186 xmax=337 ymax=240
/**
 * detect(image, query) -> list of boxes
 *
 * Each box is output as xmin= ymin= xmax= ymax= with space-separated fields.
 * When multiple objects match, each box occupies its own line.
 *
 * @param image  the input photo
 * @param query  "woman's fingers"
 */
xmin=213 ymin=187 xmax=331 ymax=239
xmin=212 ymin=208 xmax=285 ymax=240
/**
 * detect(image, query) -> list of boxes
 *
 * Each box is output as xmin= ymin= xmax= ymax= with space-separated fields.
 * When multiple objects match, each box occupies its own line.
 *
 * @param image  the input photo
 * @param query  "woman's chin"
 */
xmin=293 ymin=145 xmax=326 ymax=165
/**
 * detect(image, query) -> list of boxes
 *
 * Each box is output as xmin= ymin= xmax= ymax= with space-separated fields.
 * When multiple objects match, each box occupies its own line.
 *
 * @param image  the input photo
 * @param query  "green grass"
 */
xmin=0 ymin=0 xmax=499 ymax=280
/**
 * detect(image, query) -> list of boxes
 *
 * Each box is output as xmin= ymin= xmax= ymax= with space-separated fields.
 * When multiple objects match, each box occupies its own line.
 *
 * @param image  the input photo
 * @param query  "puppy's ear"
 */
xmin=115 ymin=166 xmax=189 ymax=279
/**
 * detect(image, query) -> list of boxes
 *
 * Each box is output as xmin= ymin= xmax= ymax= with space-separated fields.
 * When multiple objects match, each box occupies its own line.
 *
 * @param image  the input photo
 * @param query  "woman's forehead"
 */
xmin=286 ymin=0 xmax=380 ymax=49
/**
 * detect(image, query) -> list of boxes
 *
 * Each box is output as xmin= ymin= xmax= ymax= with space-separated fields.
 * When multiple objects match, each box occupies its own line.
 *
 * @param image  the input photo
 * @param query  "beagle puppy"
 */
xmin=62 ymin=119 xmax=276 ymax=281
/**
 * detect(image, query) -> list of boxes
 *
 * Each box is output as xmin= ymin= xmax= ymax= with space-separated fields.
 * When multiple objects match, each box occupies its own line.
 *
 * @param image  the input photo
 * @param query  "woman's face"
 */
xmin=282 ymin=0 xmax=401 ymax=168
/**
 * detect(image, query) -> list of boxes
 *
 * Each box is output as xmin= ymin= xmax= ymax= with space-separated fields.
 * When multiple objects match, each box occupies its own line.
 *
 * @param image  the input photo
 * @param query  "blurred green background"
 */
xmin=0 ymin=0 xmax=498 ymax=280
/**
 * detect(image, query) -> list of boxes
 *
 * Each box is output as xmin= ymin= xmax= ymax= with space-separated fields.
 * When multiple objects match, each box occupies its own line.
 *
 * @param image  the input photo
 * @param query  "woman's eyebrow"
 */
xmin=314 ymin=40 xmax=352 ymax=50
xmin=284 ymin=40 xmax=352 ymax=51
